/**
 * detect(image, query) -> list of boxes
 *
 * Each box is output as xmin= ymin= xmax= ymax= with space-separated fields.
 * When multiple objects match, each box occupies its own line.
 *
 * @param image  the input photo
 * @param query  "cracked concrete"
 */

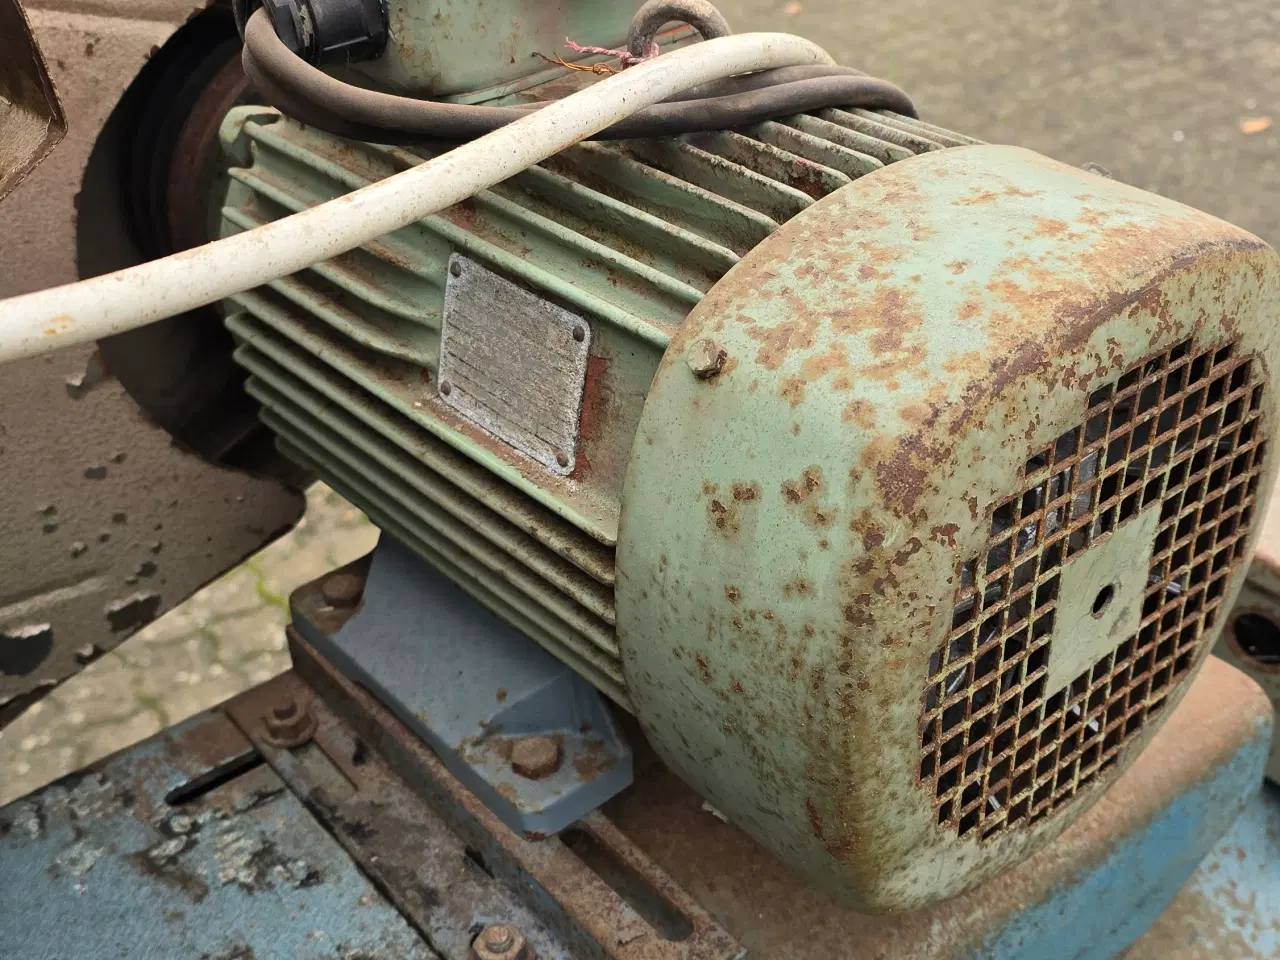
xmin=0 ymin=484 xmax=377 ymax=806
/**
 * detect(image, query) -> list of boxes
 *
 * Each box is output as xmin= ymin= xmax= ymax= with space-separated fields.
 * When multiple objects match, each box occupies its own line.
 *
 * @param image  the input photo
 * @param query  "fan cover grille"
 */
xmin=917 ymin=337 xmax=1267 ymax=841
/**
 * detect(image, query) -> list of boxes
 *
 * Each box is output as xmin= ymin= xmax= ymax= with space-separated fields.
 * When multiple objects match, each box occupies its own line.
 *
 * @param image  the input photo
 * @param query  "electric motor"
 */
xmin=213 ymin=13 xmax=1280 ymax=912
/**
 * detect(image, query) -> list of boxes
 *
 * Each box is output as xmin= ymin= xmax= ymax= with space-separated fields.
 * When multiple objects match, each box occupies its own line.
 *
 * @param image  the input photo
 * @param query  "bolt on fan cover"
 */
xmin=616 ymin=146 xmax=1280 ymax=911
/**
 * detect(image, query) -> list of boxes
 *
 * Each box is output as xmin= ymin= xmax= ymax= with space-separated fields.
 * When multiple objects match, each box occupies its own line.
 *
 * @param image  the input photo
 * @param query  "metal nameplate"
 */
xmin=438 ymin=255 xmax=590 ymax=476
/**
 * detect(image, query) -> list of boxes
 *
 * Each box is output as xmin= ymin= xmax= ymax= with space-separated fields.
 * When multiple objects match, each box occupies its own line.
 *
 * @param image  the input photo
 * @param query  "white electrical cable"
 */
xmin=0 ymin=30 xmax=834 ymax=364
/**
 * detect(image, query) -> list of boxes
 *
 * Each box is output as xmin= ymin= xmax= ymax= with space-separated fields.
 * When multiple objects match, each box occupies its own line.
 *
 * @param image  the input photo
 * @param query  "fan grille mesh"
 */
xmin=917 ymin=338 xmax=1267 ymax=841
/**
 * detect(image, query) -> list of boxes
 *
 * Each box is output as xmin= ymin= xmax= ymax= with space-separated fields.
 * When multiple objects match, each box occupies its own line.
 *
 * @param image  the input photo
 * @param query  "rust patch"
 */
xmin=781 ymin=465 xmax=837 ymax=527
xmin=929 ymin=523 xmax=960 ymax=549
xmin=572 ymin=740 xmax=616 ymax=782
xmin=842 ymin=599 xmax=873 ymax=627
xmin=891 ymin=538 xmax=924 ymax=567
xmin=778 ymin=377 xmax=806 ymax=407
xmin=842 ymin=399 xmax=876 ymax=429
xmin=743 ymin=306 xmax=822 ymax=371
xmin=724 ymin=585 xmax=741 ymax=603
xmin=798 ymin=341 xmax=851 ymax=384
xmin=576 ymin=354 xmax=609 ymax=446
xmin=1033 ymin=216 xmax=1069 ymax=236
xmin=707 ymin=479 xmax=763 ymax=541
xmin=694 ymin=653 xmax=713 ymax=684
xmin=804 ymin=797 xmax=823 ymax=839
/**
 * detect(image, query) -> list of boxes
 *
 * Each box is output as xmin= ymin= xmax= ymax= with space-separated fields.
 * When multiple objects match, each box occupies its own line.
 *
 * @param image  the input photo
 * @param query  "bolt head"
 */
xmin=322 ymin=572 xmax=365 ymax=608
xmin=484 ymin=927 xmax=514 ymax=951
xmin=686 ymin=338 xmax=727 ymax=379
xmin=510 ymin=735 xmax=561 ymax=780
xmin=263 ymin=695 xmax=317 ymax=749
xmin=450 ymin=260 xmax=463 ymax=277
xmin=470 ymin=923 xmax=531 ymax=960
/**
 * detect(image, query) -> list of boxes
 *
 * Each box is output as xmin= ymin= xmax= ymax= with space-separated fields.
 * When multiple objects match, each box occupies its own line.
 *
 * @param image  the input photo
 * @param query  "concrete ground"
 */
xmin=0 ymin=485 xmax=377 ymax=805
xmin=2 ymin=0 xmax=1277 ymax=806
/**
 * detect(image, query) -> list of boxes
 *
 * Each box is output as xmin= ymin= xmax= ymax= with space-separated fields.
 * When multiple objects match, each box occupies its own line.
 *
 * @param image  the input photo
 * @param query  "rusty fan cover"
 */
xmin=917 ymin=337 xmax=1268 ymax=841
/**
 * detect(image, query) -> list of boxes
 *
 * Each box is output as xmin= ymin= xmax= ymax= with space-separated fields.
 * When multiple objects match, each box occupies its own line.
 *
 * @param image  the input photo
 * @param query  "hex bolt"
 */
xmin=322 ymin=572 xmax=365 ymax=608
xmin=686 ymin=337 xmax=727 ymax=379
xmin=510 ymin=735 xmax=561 ymax=780
xmin=262 ymin=694 xmax=318 ymax=749
xmin=484 ymin=927 xmax=513 ymax=952
xmin=470 ymin=923 xmax=534 ymax=960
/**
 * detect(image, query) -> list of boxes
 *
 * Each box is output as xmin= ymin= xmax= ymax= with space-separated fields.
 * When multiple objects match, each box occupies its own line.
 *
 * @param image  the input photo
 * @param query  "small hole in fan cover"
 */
xmin=1091 ymin=584 xmax=1116 ymax=617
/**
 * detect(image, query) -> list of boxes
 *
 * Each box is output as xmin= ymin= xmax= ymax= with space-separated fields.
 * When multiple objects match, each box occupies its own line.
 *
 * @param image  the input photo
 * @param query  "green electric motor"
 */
xmin=217 ymin=82 xmax=1280 ymax=909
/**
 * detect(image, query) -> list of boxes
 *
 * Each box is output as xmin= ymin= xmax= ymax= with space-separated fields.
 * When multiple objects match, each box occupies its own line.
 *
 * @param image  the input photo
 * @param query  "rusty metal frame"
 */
xmin=214 ymin=559 xmax=743 ymax=960
xmin=0 ymin=0 xmax=65 ymax=201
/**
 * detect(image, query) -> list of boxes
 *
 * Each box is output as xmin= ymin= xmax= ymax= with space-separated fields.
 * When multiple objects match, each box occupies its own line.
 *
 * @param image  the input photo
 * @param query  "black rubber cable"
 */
xmin=627 ymin=0 xmax=733 ymax=56
xmin=241 ymin=10 xmax=916 ymax=143
xmin=665 ymin=63 xmax=869 ymax=102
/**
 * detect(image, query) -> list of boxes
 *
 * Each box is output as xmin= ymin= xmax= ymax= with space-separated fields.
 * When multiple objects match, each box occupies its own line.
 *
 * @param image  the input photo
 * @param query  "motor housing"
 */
xmin=216 ymin=94 xmax=1280 ymax=907
xmin=619 ymin=145 xmax=1280 ymax=908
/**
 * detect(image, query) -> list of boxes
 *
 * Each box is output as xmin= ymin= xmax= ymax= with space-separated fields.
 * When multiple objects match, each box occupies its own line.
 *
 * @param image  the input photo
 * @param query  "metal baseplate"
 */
xmin=290 ymin=535 xmax=634 ymax=840
xmin=0 ymin=553 xmax=1276 ymax=959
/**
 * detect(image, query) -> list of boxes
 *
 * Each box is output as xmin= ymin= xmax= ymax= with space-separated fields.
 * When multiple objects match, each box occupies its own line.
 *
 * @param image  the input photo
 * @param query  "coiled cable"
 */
xmin=239 ymin=1 xmax=916 ymax=143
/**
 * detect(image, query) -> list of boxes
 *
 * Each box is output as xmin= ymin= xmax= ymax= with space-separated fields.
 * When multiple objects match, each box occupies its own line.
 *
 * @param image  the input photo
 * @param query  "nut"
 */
xmin=509 ymin=735 xmax=561 ymax=780
xmin=262 ymin=696 xmax=318 ymax=749
xmin=321 ymin=572 xmax=364 ymax=608
xmin=470 ymin=924 xmax=534 ymax=960
xmin=686 ymin=337 xmax=727 ymax=379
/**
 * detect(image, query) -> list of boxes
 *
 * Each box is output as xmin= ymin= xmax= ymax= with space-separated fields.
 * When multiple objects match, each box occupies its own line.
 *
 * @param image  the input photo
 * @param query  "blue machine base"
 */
xmin=0 ymin=680 xmax=1274 ymax=958
xmin=291 ymin=535 xmax=633 ymax=840
xmin=1125 ymin=781 xmax=1280 ymax=958
xmin=0 ymin=712 xmax=434 ymax=960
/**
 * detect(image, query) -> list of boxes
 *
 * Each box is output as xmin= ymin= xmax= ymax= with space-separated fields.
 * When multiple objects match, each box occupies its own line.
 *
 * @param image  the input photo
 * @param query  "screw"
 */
xmin=686 ymin=337 xmax=727 ymax=379
xmin=450 ymin=260 xmax=462 ymax=277
xmin=555 ymin=451 xmax=570 ymax=468
xmin=322 ymin=572 xmax=364 ymax=608
xmin=572 ymin=324 xmax=586 ymax=343
xmin=262 ymin=695 xmax=318 ymax=749
xmin=440 ymin=380 xmax=453 ymax=396
xmin=510 ymin=735 xmax=561 ymax=780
